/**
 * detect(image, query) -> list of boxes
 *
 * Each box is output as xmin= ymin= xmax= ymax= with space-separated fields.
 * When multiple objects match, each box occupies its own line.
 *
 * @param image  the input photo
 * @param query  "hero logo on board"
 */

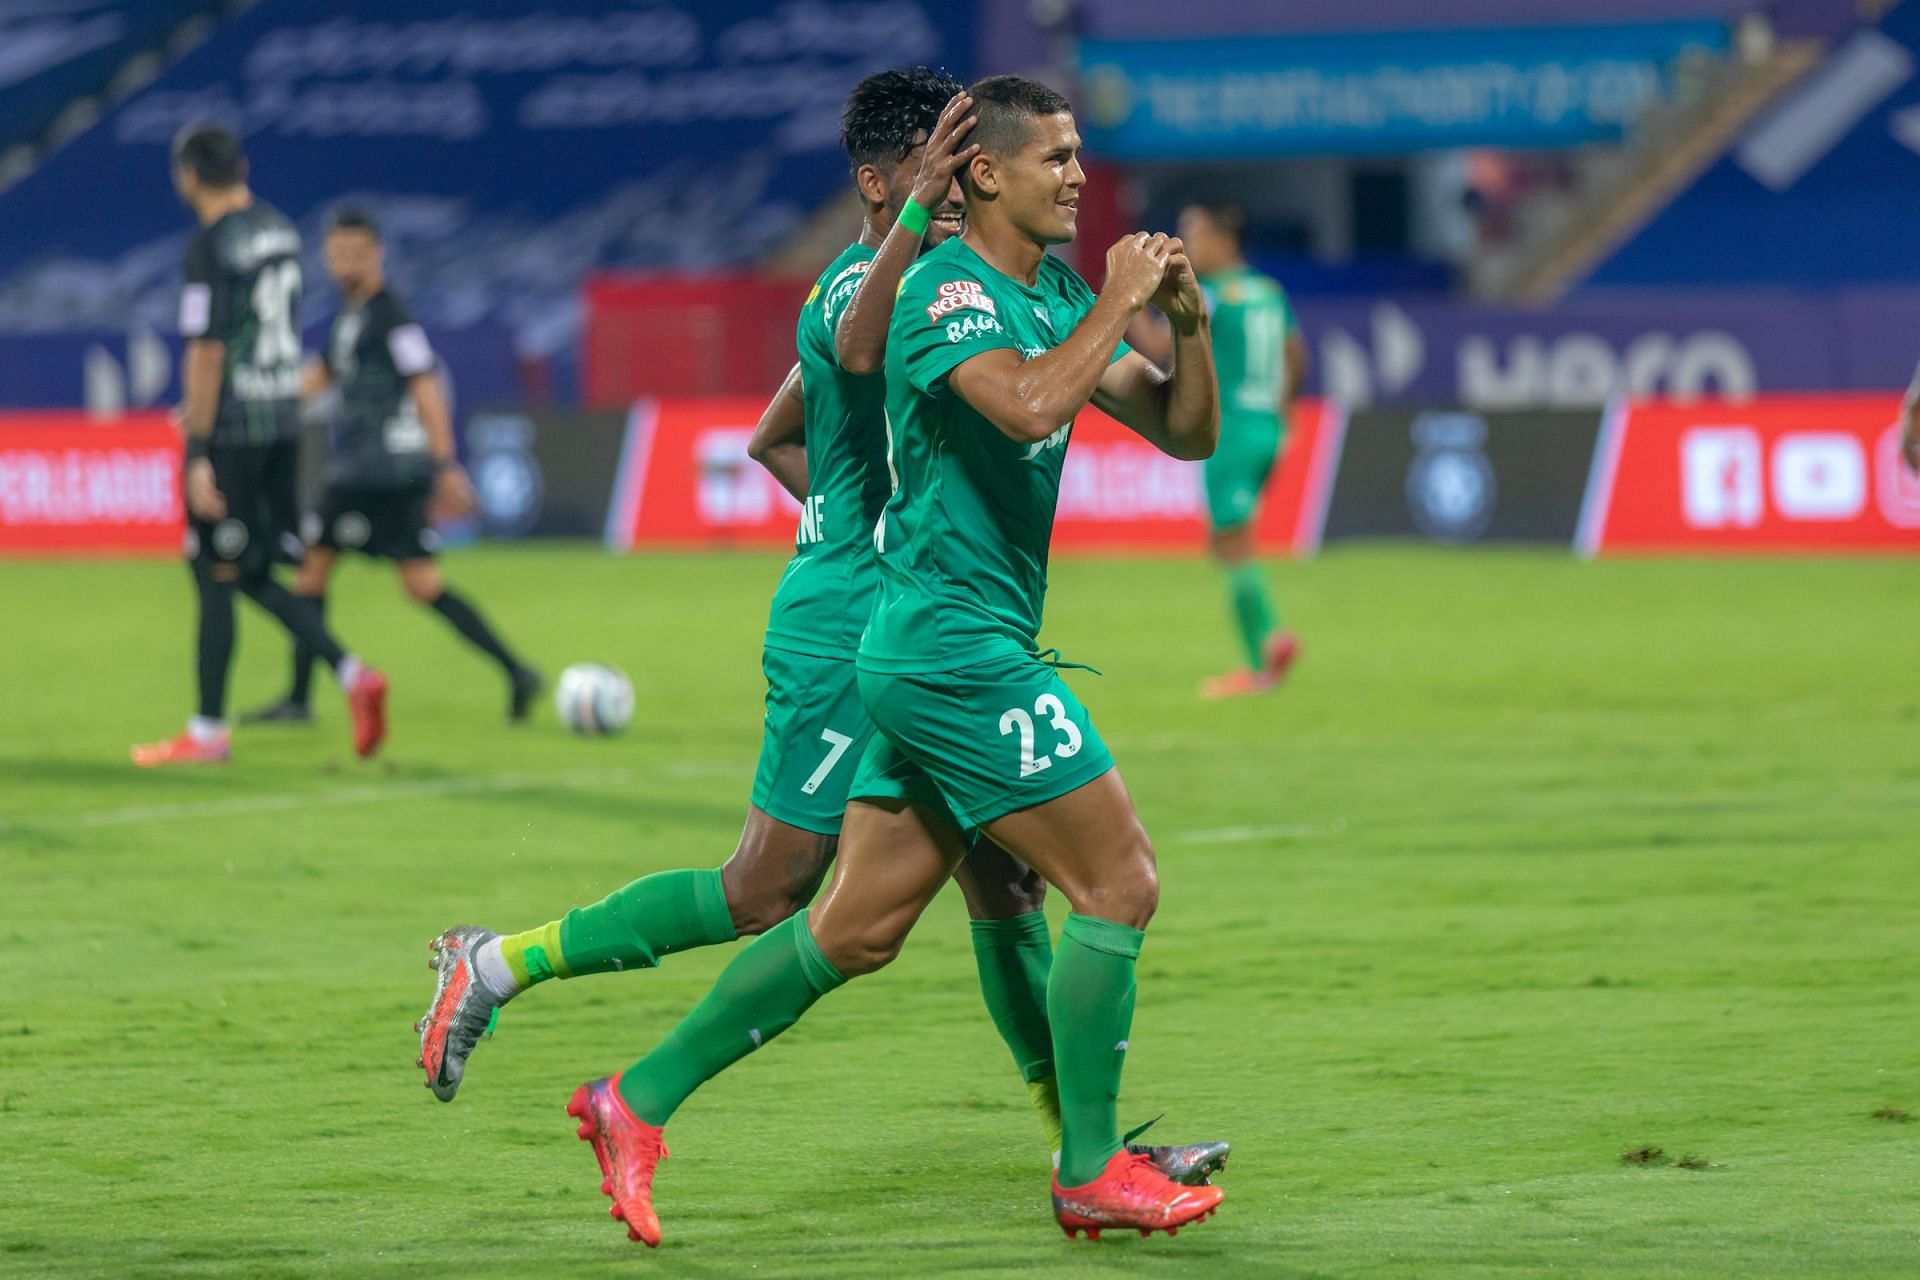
xmin=1319 ymin=302 xmax=1758 ymax=408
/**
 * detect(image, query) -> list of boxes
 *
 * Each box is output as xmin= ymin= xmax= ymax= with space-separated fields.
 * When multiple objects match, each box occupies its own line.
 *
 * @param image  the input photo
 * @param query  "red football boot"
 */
xmin=1263 ymin=630 xmax=1302 ymax=683
xmin=347 ymin=666 xmax=388 ymax=759
xmin=1199 ymin=630 xmax=1302 ymax=700
xmin=567 ymin=1075 xmax=667 ymax=1247
xmin=1053 ymin=1149 xmax=1224 ymax=1240
xmin=131 ymin=730 xmax=230 ymax=767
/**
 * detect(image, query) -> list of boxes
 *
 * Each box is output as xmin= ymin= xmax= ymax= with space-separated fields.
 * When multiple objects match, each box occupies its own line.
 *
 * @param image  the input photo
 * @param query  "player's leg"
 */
xmin=571 ymin=795 xmax=963 ymax=1246
xmin=861 ymin=653 xmax=1220 ymax=1231
xmin=418 ymin=651 xmax=862 ymax=1101
xmin=235 ymin=445 xmax=388 ymax=754
xmin=244 ymin=544 xmax=332 ymax=723
xmin=980 ymin=770 xmax=1157 ymax=1185
xmin=388 ymin=479 xmax=541 ymax=719
xmin=134 ymin=447 xmax=256 ymax=765
xmin=1200 ymin=432 xmax=1298 ymax=699
xmin=951 ymin=843 xmax=1061 ymax=1144
xmin=982 ymin=771 xmax=1221 ymax=1233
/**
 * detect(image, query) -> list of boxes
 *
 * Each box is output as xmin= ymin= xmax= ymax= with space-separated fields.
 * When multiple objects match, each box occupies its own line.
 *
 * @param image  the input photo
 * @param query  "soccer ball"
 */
xmin=554 ymin=663 xmax=634 ymax=736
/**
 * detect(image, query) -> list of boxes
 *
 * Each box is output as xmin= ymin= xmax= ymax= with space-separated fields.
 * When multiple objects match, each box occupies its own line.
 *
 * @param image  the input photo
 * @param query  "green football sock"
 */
xmin=971 ymin=912 xmax=1061 ymax=1148
xmin=1050 ymin=913 xmax=1144 ymax=1188
xmin=616 ymin=913 xmax=846 ymax=1126
xmin=1226 ymin=561 xmax=1277 ymax=669
xmin=498 ymin=868 xmax=736 ymax=989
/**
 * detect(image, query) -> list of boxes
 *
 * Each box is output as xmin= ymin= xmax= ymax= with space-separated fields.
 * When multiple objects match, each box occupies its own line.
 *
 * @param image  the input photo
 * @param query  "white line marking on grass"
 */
xmin=1172 ymin=818 xmax=1347 ymax=846
xmin=4 ymin=760 xmax=750 ymax=832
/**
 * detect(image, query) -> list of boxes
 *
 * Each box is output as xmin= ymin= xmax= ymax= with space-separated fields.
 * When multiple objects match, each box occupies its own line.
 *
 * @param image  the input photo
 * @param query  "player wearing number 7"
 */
xmin=134 ymin=125 xmax=388 ymax=767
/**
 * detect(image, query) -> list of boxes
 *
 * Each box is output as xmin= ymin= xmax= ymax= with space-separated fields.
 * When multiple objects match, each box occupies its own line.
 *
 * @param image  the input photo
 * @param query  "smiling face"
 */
xmin=970 ymin=110 xmax=1085 ymax=246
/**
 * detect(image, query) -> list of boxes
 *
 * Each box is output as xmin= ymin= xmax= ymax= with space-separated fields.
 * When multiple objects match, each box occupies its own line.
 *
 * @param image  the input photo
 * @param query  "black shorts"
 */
xmin=308 ymin=481 xmax=439 ymax=560
xmin=186 ymin=439 xmax=305 ymax=573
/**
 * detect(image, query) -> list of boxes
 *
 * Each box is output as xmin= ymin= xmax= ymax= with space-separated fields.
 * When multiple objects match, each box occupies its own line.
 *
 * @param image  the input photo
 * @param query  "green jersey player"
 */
xmin=414 ymin=69 xmax=1227 ymax=1247
xmin=1178 ymin=201 xmax=1308 ymax=698
xmin=543 ymin=76 xmax=1228 ymax=1244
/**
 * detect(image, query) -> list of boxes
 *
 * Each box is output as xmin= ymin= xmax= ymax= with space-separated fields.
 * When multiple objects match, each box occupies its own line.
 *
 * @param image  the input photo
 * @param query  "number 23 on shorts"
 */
xmin=999 ymin=694 xmax=1082 ymax=778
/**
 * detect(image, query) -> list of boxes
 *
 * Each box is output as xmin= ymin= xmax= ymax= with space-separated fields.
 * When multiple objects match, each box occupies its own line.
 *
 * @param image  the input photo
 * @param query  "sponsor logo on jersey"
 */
xmin=945 ymin=313 xmax=1002 ymax=344
xmin=1020 ymin=422 xmax=1072 ymax=461
xmin=924 ymin=279 xmax=996 ymax=323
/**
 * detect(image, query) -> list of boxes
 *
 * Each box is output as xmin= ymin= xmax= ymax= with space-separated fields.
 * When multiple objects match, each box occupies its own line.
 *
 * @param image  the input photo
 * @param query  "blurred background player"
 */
xmin=134 ymin=125 xmax=387 ymax=767
xmin=244 ymin=209 xmax=540 ymax=725
xmin=1178 ymin=201 xmax=1307 ymax=699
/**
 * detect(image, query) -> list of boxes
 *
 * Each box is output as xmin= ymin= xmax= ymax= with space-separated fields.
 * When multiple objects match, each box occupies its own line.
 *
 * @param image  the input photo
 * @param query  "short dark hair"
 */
xmin=171 ymin=124 xmax=245 ymax=188
xmin=1185 ymin=201 xmax=1247 ymax=244
xmin=327 ymin=206 xmax=380 ymax=240
xmin=840 ymin=66 xmax=964 ymax=173
xmin=964 ymin=75 xmax=1072 ymax=166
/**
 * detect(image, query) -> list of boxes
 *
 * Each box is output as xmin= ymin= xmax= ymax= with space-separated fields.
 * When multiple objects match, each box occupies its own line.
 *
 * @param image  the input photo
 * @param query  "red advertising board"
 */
xmin=1584 ymin=395 xmax=1920 ymax=554
xmin=0 ymin=413 xmax=182 ymax=556
xmin=608 ymin=397 xmax=1330 ymax=555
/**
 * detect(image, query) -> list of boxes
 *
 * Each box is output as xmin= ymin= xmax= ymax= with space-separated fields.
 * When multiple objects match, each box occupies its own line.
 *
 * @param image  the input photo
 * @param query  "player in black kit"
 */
xmin=243 ymin=209 xmax=541 ymax=725
xmin=135 ymin=126 xmax=389 ymax=767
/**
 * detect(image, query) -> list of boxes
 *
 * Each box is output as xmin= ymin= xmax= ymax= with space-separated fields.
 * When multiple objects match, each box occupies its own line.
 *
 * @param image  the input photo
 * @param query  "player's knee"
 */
xmin=819 ymin=919 xmax=907 ymax=978
xmin=1072 ymin=829 xmax=1159 ymax=928
xmin=725 ymin=881 xmax=808 ymax=938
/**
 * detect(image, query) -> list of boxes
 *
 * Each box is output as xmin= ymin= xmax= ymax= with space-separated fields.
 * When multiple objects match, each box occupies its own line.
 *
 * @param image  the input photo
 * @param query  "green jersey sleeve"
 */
xmin=815 ymin=256 xmax=871 ymax=366
xmin=894 ymin=260 xmax=1022 ymax=396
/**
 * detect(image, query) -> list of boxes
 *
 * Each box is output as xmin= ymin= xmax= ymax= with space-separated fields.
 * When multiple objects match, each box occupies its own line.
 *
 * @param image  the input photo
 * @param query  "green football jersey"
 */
xmin=860 ymin=237 xmax=1126 ymax=674
xmin=1201 ymin=265 xmax=1295 ymax=419
xmin=762 ymin=242 xmax=893 ymax=659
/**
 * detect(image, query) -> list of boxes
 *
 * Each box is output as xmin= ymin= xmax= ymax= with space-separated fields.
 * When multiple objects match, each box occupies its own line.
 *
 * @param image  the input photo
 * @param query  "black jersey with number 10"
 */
xmin=179 ymin=203 xmax=303 ymax=446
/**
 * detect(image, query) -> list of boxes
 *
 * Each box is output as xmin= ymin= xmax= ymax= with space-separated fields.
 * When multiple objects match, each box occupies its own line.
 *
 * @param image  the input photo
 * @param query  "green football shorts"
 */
xmin=1204 ymin=413 xmax=1286 ymax=532
xmin=749 ymin=645 xmax=876 ymax=835
xmin=850 ymin=649 xmax=1115 ymax=830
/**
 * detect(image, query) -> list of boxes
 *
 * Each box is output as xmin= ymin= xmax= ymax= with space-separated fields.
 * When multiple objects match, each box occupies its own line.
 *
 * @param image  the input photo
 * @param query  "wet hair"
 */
xmin=327 ymin=206 xmax=381 ymax=240
xmin=840 ymin=66 xmax=965 ymax=172
xmin=964 ymin=74 xmax=1072 ymax=165
xmin=171 ymin=124 xmax=245 ymax=188
xmin=1184 ymin=201 xmax=1247 ymax=245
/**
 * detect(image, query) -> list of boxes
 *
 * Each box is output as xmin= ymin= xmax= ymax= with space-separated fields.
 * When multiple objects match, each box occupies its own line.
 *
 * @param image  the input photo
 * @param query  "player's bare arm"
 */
xmin=1092 ymin=244 xmax=1219 ymax=461
xmin=835 ymin=92 xmax=976 ymax=375
xmin=411 ymin=372 xmax=473 ymax=518
xmin=747 ymin=362 xmax=809 ymax=501
xmin=948 ymin=232 xmax=1173 ymax=444
xmin=181 ymin=338 xmax=226 ymax=520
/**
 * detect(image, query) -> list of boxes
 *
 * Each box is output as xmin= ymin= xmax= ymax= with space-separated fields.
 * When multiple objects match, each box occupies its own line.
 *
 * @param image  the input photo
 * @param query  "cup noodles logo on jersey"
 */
xmin=925 ymin=279 xmax=997 ymax=324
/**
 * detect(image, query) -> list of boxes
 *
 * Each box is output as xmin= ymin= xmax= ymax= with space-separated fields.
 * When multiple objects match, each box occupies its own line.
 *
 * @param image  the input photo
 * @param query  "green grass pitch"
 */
xmin=1 ymin=544 xmax=1916 ymax=1279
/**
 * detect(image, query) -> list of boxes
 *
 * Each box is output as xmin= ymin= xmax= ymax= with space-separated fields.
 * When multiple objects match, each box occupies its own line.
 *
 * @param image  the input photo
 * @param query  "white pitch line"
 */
xmin=1172 ymin=818 xmax=1347 ymax=846
xmin=2 ymin=760 xmax=750 ymax=833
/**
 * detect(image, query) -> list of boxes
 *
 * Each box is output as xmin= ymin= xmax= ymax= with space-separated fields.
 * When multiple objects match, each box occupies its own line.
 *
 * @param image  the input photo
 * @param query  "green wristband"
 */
xmin=898 ymin=198 xmax=932 ymax=237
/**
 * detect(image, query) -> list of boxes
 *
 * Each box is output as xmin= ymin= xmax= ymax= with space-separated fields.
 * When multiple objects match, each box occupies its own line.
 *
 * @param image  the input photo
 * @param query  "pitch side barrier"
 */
xmin=3 ymin=397 xmax=1916 ymax=556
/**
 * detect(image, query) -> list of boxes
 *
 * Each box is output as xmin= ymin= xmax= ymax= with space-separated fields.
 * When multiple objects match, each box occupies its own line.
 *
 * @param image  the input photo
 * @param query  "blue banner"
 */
xmin=0 ymin=0 xmax=972 ymax=407
xmin=1077 ymin=23 xmax=1729 ymax=157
